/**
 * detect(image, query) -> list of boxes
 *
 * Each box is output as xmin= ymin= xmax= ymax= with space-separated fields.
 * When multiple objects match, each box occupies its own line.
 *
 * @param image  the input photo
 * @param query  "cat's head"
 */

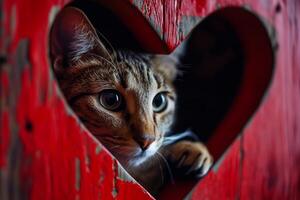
xmin=50 ymin=7 xmax=177 ymax=166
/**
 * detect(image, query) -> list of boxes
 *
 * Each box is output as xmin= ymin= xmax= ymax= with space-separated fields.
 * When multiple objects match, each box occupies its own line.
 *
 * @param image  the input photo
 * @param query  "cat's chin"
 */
xmin=106 ymin=139 xmax=163 ymax=167
xmin=129 ymin=143 xmax=161 ymax=166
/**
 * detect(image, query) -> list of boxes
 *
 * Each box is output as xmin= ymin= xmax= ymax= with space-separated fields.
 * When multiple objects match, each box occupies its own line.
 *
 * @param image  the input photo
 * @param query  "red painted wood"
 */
xmin=190 ymin=0 xmax=300 ymax=199
xmin=129 ymin=1 xmax=300 ymax=199
xmin=0 ymin=0 xmax=153 ymax=199
xmin=1 ymin=0 xmax=299 ymax=199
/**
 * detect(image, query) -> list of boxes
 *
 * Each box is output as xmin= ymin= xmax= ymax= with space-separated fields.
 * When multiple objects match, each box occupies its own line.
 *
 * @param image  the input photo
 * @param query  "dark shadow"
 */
xmin=69 ymin=0 xmax=245 ymax=143
xmin=51 ymin=2 xmax=274 ymax=199
xmin=172 ymin=15 xmax=245 ymax=142
xmin=69 ymin=0 xmax=150 ymax=52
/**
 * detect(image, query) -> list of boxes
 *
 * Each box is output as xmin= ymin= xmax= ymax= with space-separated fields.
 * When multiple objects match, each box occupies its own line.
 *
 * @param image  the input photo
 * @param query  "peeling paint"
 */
xmin=0 ymin=1 xmax=153 ymax=199
xmin=0 ymin=39 xmax=31 ymax=200
xmin=95 ymin=145 xmax=102 ymax=155
xmin=259 ymin=15 xmax=278 ymax=51
xmin=148 ymin=14 xmax=163 ymax=39
xmin=48 ymin=6 xmax=60 ymax=26
xmin=7 ymin=134 xmax=22 ymax=200
xmin=85 ymin=155 xmax=90 ymax=168
xmin=15 ymin=39 xmax=30 ymax=73
xmin=1 ymin=0 xmax=299 ymax=200
xmin=133 ymin=0 xmax=144 ymax=10
xmin=0 ymin=0 xmax=3 ymax=41
xmin=117 ymin=164 xmax=135 ymax=182
xmin=10 ymin=5 xmax=16 ymax=39
xmin=111 ymin=161 xmax=118 ymax=198
xmin=47 ymin=6 xmax=60 ymax=100
xmin=111 ymin=187 xmax=118 ymax=198
xmin=75 ymin=158 xmax=81 ymax=191
xmin=9 ymin=39 xmax=30 ymax=114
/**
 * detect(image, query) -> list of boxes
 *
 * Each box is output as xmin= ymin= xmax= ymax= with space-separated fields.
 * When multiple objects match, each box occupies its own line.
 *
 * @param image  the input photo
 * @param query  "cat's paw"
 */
xmin=164 ymin=140 xmax=213 ymax=177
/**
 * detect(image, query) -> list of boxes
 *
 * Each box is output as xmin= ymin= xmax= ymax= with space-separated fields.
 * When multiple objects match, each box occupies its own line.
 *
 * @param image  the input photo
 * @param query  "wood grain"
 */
xmin=1 ymin=0 xmax=299 ymax=199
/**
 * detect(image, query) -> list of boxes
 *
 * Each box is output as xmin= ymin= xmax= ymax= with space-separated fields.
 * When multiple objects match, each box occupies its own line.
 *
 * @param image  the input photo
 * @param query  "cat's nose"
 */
xmin=135 ymin=135 xmax=155 ymax=151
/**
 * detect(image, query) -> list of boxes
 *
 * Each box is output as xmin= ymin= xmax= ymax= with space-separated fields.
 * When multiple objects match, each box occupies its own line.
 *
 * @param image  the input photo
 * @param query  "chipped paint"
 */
xmin=133 ymin=0 xmax=144 ymax=10
xmin=10 ymin=5 xmax=16 ymax=38
xmin=0 ymin=1 xmax=152 ymax=199
xmin=48 ymin=6 xmax=60 ymax=26
xmin=111 ymin=161 xmax=118 ymax=198
xmin=112 ymin=187 xmax=118 ymax=198
xmin=117 ymin=164 xmax=135 ymax=182
xmin=149 ymin=14 xmax=163 ymax=39
xmin=1 ymin=0 xmax=300 ymax=200
xmin=75 ymin=158 xmax=81 ymax=191
xmin=95 ymin=145 xmax=102 ymax=155
xmin=15 ymin=39 xmax=30 ymax=72
xmin=0 ymin=0 xmax=3 ymax=41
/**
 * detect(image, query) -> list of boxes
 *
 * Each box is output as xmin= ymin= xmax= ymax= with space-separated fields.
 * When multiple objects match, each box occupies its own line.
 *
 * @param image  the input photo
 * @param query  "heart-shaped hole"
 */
xmin=49 ymin=1 xmax=274 ymax=198
xmin=172 ymin=7 xmax=275 ymax=157
xmin=157 ymin=7 xmax=274 ymax=199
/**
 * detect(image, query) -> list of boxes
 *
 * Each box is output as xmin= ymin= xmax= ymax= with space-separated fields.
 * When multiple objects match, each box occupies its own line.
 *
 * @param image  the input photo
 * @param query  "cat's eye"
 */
xmin=152 ymin=93 xmax=168 ymax=113
xmin=99 ymin=90 xmax=123 ymax=111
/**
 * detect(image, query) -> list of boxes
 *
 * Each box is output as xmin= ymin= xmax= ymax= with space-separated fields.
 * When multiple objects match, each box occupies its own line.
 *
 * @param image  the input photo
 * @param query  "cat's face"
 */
xmin=50 ymin=7 xmax=177 ymax=166
xmin=67 ymin=52 xmax=177 ymax=166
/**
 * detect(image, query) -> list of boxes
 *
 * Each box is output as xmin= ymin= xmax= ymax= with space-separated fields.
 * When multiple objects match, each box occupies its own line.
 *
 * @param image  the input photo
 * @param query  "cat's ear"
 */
xmin=50 ymin=7 xmax=110 ymax=71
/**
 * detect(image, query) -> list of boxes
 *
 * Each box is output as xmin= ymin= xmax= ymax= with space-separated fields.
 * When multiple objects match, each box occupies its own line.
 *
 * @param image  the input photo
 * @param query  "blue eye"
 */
xmin=152 ymin=93 xmax=168 ymax=113
xmin=99 ymin=90 xmax=123 ymax=111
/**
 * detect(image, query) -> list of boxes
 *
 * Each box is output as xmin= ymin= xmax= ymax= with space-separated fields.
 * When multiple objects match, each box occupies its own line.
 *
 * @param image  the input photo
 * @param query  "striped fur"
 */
xmin=51 ymin=7 xmax=213 ymax=196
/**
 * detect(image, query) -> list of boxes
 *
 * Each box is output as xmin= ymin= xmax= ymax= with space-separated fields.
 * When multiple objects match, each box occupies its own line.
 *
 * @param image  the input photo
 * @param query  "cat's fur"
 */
xmin=50 ymin=7 xmax=213 ymax=195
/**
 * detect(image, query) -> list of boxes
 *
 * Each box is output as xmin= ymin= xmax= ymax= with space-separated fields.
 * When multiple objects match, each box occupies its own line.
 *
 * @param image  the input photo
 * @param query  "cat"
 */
xmin=50 ymin=7 xmax=213 ymax=195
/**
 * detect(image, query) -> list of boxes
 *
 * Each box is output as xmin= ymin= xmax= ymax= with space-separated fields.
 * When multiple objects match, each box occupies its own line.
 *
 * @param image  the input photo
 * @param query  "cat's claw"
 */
xmin=163 ymin=140 xmax=213 ymax=178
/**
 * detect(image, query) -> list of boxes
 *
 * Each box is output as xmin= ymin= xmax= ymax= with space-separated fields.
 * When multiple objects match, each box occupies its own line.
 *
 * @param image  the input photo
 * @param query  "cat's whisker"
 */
xmin=87 ymin=52 xmax=118 ymax=69
xmin=154 ymin=154 xmax=165 ymax=186
xmin=51 ymin=6 xmax=215 ymax=196
xmin=109 ymin=145 xmax=121 ymax=151
xmin=98 ymin=137 xmax=121 ymax=147
xmin=95 ymin=29 xmax=118 ymax=65
xmin=155 ymin=152 xmax=175 ymax=184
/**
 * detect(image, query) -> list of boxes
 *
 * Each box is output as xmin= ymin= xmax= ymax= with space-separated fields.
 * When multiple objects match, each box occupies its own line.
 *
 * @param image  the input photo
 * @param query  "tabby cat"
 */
xmin=50 ymin=7 xmax=213 ymax=195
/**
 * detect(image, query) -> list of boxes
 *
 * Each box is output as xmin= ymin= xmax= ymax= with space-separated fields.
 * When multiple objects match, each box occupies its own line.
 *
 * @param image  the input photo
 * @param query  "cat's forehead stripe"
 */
xmin=119 ymin=71 xmax=128 ymax=89
xmin=114 ymin=51 xmax=167 ymax=90
xmin=122 ymin=60 xmax=153 ymax=90
xmin=153 ymin=74 xmax=162 ymax=89
xmin=66 ymin=52 xmax=170 ymax=101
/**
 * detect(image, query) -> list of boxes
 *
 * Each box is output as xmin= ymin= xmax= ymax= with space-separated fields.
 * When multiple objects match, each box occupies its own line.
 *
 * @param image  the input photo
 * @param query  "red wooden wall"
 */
xmin=0 ymin=0 xmax=299 ymax=200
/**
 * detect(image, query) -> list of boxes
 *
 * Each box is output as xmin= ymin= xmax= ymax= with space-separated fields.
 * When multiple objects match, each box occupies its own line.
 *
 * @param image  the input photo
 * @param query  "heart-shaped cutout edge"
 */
xmin=50 ymin=1 xmax=275 ymax=199
xmin=158 ymin=7 xmax=275 ymax=200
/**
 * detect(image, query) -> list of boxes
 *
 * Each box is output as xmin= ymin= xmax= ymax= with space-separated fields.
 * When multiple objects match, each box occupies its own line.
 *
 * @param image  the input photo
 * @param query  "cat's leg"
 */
xmin=127 ymin=140 xmax=213 ymax=196
xmin=161 ymin=140 xmax=213 ymax=178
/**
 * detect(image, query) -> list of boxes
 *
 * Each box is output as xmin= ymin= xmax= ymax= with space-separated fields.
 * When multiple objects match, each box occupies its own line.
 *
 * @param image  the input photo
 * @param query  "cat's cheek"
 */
xmin=93 ymin=108 xmax=124 ymax=129
xmin=157 ymin=114 xmax=174 ymax=134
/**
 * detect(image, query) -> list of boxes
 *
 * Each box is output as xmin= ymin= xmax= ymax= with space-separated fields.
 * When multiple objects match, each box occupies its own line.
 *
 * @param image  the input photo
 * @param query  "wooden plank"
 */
xmin=0 ymin=0 xmax=153 ymax=199
xmin=190 ymin=0 xmax=300 ymax=199
xmin=1 ymin=0 xmax=299 ymax=199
